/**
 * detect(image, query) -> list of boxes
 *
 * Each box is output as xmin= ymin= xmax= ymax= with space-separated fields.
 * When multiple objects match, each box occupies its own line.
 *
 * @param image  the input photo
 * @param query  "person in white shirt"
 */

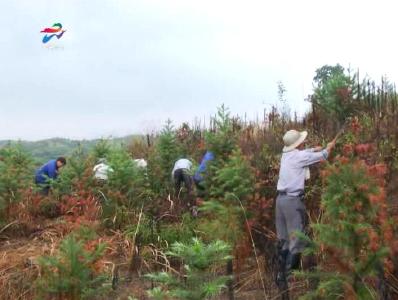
xmin=133 ymin=158 xmax=148 ymax=169
xmin=275 ymin=129 xmax=336 ymax=294
xmin=93 ymin=158 xmax=113 ymax=182
xmin=172 ymin=158 xmax=193 ymax=197
xmin=172 ymin=158 xmax=197 ymax=216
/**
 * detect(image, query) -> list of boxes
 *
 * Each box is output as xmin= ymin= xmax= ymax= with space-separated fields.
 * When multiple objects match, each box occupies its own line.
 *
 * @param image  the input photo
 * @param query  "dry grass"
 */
xmin=0 ymin=218 xmax=133 ymax=300
xmin=0 ymin=238 xmax=41 ymax=299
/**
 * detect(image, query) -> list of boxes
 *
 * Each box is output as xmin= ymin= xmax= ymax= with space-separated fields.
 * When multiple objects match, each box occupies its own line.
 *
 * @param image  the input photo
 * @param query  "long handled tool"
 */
xmin=333 ymin=127 xmax=345 ymax=142
xmin=332 ymin=118 xmax=349 ymax=143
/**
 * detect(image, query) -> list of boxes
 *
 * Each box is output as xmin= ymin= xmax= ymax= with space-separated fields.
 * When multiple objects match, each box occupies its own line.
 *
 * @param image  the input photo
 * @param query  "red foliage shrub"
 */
xmin=342 ymin=144 xmax=354 ymax=156
xmin=314 ymin=138 xmax=394 ymax=297
xmin=337 ymin=156 xmax=350 ymax=164
xmin=354 ymin=143 xmax=375 ymax=155
xmin=368 ymin=229 xmax=380 ymax=251
xmin=60 ymin=190 xmax=101 ymax=223
xmin=368 ymin=164 xmax=388 ymax=178
xmin=392 ymin=241 xmax=398 ymax=255
xmin=357 ymin=184 xmax=369 ymax=193
xmin=350 ymin=117 xmax=361 ymax=134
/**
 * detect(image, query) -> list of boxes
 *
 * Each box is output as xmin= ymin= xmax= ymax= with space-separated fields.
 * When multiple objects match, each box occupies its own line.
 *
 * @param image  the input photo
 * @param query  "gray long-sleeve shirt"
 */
xmin=277 ymin=148 xmax=328 ymax=196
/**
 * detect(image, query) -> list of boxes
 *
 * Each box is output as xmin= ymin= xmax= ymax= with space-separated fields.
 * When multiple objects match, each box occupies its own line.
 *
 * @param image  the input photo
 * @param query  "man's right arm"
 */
xmin=299 ymin=139 xmax=336 ymax=167
xmin=326 ymin=139 xmax=336 ymax=153
xmin=299 ymin=150 xmax=328 ymax=167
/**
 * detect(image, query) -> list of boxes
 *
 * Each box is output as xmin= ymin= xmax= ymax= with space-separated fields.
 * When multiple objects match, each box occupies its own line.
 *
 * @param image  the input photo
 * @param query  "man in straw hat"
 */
xmin=275 ymin=129 xmax=336 ymax=293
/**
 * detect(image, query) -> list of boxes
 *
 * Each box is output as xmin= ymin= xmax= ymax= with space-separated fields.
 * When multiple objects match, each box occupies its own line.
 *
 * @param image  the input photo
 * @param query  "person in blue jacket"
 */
xmin=35 ymin=157 xmax=66 ymax=195
xmin=193 ymin=150 xmax=214 ymax=194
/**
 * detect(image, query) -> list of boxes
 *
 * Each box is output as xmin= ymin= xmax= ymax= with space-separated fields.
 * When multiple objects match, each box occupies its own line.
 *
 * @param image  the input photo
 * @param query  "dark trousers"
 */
xmin=275 ymin=193 xmax=308 ymax=296
xmin=275 ymin=194 xmax=307 ymax=254
xmin=40 ymin=186 xmax=50 ymax=196
xmin=174 ymin=168 xmax=192 ymax=197
xmin=35 ymin=179 xmax=50 ymax=196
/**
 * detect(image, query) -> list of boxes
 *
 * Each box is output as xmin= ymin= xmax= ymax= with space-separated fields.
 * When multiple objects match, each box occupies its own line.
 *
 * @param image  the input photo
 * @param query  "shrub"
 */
xmin=148 ymin=120 xmax=180 ymax=195
xmin=101 ymin=147 xmax=152 ymax=229
xmin=0 ymin=144 xmax=34 ymax=221
xmin=52 ymin=146 xmax=94 ymax=196
xmin=146 ymin=238 xmax=232 ymax=300
xmin=107 ymin=147 xmax=146 ymax=198
xmin=205 ymin=105 xmax=237 ymax=163
xmin=210 ymin=148 xmax=254 ymax=202
xmin=36 ymin=228 xmax=109 ymax=299
xmin=300 ymin=156 xmax=391 ymax=299
xmin=92 ymin=139 xmax=111 ymax=160
xmin=157 ymin=213 xmax=197 ymax=246
xmin=198 ymin=201 xmax=243 ymax=247
xmin=312 ymin=64 xmax=356 ymax=124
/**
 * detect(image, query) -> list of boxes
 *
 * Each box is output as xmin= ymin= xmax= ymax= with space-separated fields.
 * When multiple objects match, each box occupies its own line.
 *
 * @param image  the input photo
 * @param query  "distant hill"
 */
xmin=0 ymin=135 xmax=142 ymax=163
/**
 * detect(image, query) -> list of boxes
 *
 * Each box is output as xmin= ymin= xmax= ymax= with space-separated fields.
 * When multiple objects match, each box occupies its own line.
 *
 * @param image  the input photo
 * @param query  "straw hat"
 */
xmin=282 ymin=130 xmax=308 ymax=152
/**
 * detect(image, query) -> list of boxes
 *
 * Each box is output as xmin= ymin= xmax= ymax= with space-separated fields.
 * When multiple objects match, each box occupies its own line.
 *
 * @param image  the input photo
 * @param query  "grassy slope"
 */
xmin=0 ymin=135 xmax=142 ymax=163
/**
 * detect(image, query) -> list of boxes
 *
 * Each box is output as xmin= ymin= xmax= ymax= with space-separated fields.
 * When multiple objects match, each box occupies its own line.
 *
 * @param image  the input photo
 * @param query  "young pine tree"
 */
xmin=36 ymin=228 xmax=109 ymax=299
xmin=101 ymin=147 xmax=151 ymax=229
xmin=52 ymin=146 xmax=93 ymax=196
xmin=300 ymin=156 xmax=391 ymax=300
xmin=0 ymin=144 xmax=34 ymax=221
xmin=199 ymin=147 xmax=254 ymax=245
xmin=148 ymin=120 xmax=180 ymax=195
xmin=201 ymin=105 xmax=239 ymax=198
xmin=205 ymin=105 xmax=237 ymax=163
xmin=210 ymin=148 xmax=254 ymax=202
xmin=92 ymin=139 xmax=112 ymax=161
xmin=146 ymin=238 xmax=232 ymax=300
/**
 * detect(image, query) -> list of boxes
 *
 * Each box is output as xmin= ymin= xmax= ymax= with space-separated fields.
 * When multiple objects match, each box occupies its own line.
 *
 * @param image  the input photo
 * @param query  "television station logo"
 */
xmin=40 ymin=23 xmax=66 ymax=49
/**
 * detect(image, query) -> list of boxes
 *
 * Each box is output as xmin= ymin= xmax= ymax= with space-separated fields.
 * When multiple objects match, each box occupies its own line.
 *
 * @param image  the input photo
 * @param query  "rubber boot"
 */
xmin=302 ymin=254 xmax=319 ymax=291
xmin=275 ymin=242 xmax=290 ymax=300
xmin=285 ymin=252 xmax=301 ymax=278
xmin=276 ymin=249 xmax=289 ymax=285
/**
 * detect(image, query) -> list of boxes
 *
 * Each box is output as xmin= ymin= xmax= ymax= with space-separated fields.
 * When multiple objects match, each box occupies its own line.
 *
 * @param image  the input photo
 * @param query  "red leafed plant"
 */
xmin=350 ymin=116 xmax=362 ymax=134
xmin=301 ymin=137 xmax=392 ymax=299
xmin=59 ymin=189 xmax=101 ymax=224
xmin=354 ymin=143 xmax=376 ymax=156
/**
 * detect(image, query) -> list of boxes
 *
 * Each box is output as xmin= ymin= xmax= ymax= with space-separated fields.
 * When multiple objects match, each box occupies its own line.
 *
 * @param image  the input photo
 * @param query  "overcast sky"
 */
xmin=1 ymin=0 xmax=397 ymax=140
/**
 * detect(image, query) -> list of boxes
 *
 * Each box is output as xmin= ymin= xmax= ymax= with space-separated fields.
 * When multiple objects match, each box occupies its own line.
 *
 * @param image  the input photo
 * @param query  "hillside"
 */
xmin=0 ymin=135 xmax=142 ymax=163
